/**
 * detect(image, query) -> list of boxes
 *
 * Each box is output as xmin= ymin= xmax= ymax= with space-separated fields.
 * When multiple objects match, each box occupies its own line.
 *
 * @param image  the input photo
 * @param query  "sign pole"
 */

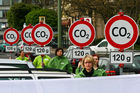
xmin=9 ymin=44 xmax=12 ymax=59
xmin=119 ymin=63 xmax=124 ymax=75
xmin=118 ymin=49 xmax=124 ymax=75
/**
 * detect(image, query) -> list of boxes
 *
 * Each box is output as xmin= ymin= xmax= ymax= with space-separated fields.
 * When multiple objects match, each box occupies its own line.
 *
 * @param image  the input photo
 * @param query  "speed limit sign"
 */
xmin=21 ymin=24 xmax=34 ymax=45
xmin=4 ymin=28 xmax=19 ymax=45
xmin=69 ymin=20 xmax=95 ymax=47
xmin=32 ymin=23 xmax=53 ymax=46
xmin=105 ymin=14 xmax=139 ymax=50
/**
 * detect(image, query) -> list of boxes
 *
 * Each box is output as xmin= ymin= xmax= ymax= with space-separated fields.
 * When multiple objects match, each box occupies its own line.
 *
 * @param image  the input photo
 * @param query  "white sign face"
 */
xmin=84 ymin=18 xmax=92 ymax=24
xmin=5 ymin=31 xmax=18 ymax=42
xmin=23 ymin=28 xmax=33 ymax=42
xmin=110 ymin=20 xmax=133 ymax=44
xmin=110 ymin=52 xmax=133 ymax=64
xmin=72 ymin=49 xmax=90 ymax=58
xmin=24 ymin=46 xmax=35 ymax=53
xmin=72 ymin=24 xmax=92 ymax=43
xmin=6 ymin=46 xmax=17 ymax=52
xmin=35 ymin=47 xmax=50 ymax=55
xmin=34 ymin=27 xmax=50 ymax=43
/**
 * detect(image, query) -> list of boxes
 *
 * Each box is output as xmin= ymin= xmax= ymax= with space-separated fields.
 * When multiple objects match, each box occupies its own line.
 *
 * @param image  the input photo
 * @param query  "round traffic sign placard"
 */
xmin=4 ymin=28 xmax=19 ymax=45
xmin=69 ymin=20 xmax=95 ymax=47
xmin=32 ymin=23 xmax=53 ymax=46
xmin=21 ymin=25 xmax=34 ymax=45
xmin=105 ymin=14 xmax=139 ymax=50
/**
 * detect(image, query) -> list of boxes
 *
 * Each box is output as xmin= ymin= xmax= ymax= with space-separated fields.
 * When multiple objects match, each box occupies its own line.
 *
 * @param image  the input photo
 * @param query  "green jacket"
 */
xmin=48 ymin=56 xmax=73 ymax=73
xmin=16 ymin=56 xmax=29 ymax=61
xmin=33 ymin=55 xmax=51 ymax=69
xmin=75 ymin=68 xmax=107 ymax=78
xmin=75 ymin=67 xmax=82 ymax=75
xmin=75 ymin=66 xmax=107 ymax=75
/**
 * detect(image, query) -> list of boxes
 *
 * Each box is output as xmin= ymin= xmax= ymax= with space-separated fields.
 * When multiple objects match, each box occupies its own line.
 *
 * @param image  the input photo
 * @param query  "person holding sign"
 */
xmin=16 ymin=50 xmax=29 ymax=61
xmin=48 ymin=48 xmax=73 ymax=73
xmin=75 ymin=55 xmax=106 ymax=78
xmin=33 ymin=55 xmax=51 ymax=69
xmin=92 ymin=54 xmax=106 ymax=75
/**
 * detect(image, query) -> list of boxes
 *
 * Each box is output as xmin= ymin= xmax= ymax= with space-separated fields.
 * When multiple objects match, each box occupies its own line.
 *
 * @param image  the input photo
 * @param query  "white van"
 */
xmin=0 ymin=59 xmax=74 ymax=80
xmin=90 ymin=39 xmax=118 ymax=55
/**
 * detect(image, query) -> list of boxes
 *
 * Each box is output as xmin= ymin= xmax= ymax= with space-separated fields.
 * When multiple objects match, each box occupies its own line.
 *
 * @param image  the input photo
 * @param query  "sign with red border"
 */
xmin=69 ymin=20 xmax=95 ymax=47
xmin=4 ymin=28 xmax=19 ymax=45
xmin=21 ymin=25 xmax=34 ymax=45
xmin=105 ymin=14 xmax=139 ymax=50
xmin=32 ymin=23 xmax=53 ymax=46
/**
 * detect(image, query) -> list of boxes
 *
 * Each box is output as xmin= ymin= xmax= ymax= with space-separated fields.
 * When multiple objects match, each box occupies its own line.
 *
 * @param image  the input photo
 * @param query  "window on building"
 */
xmin=0 ymin=10 xmax=8 ymax=18
xmin=0 ymin=11 xmax=2 ymax=18
xmin=3 ymin=10 xmax=8 ymax=18
xmin=0 ymin=0 xmax=2 ymax=5
xmin=3 ymin=0 xmax=10 ymax=5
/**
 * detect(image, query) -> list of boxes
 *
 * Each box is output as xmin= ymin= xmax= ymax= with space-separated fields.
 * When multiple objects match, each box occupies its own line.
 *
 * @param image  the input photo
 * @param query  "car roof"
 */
xmin=68 ymin=45 xmax=78 ymax=49
xmin=134 ymin=52 xmax=140 ymax=56
xmin=68 ymin=45 xmax=90 ymax=49
xmin=0 ymin=59 xmax=35 ymax=68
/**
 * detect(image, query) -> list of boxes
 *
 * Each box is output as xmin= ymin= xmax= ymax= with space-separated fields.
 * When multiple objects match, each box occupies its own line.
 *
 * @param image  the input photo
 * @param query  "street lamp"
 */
xmin=58 ymin=0 xmax=62 ymax=48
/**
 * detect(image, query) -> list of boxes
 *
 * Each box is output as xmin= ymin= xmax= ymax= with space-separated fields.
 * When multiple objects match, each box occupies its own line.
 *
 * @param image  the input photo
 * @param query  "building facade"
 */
xmin=0 ymin=0 xmax=22 ymax=30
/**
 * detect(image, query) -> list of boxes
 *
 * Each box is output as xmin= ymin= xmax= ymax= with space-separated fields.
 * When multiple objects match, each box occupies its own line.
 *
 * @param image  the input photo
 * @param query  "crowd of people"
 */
xmin=16 ymin=48 xmax=107 ymax=78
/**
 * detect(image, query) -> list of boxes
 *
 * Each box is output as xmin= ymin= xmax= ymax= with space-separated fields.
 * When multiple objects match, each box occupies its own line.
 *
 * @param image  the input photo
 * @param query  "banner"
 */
xmin=0 ymin=74 xmax=140 ymax=93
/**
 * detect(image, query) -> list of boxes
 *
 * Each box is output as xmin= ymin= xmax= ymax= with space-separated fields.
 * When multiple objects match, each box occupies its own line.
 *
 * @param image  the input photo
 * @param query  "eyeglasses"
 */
xmin=84 ymin=62 xmax=92 ymax=64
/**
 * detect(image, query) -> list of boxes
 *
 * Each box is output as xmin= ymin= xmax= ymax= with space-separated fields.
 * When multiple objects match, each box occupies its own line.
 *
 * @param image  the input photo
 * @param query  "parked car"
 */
xmin=99 ymin=52 xmax=140 ymax=76
xmin=0 ymin=59 xmax=74 ymax=80
xmin=0 ymin=59 xmax=35 ymax=69
xmin=64 ymin=45 xmax=94 ymax=73
xmin=0 ymin=70 xmax=74 ymax=80
xmin=90 ymin=39 xmax=118 ymax=55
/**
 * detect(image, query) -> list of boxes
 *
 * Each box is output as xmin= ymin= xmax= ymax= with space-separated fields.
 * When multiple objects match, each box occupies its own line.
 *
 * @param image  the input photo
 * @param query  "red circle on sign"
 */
xmin=105 ymin=15 xmax=139 ymax=50
xmin=21 ymin=25 xmax=34 ymax=45
xmin=4 ymin=28 xmax=19 ymax=45
xmin=69 ymin=20 xmax=95 ymax=47
xmin=32 ymin=23 xmax=53 ymax=46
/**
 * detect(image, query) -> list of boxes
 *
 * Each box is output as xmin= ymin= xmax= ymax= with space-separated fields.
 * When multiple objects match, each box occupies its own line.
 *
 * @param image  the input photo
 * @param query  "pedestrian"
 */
xmin=33 ymin=55 xmax=51 ymax=69
xmin=16 ymin=50 xmax=29 ymax=61
xmin=92 ymin=54 xmax=106 ymax=75
xmin=75 ymin=55 xmax=106 ymax=78
xmin=48 ymin=48 xmax=73 ymax=73
xmin=92 ymin=54 xmax=100 ymax=70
